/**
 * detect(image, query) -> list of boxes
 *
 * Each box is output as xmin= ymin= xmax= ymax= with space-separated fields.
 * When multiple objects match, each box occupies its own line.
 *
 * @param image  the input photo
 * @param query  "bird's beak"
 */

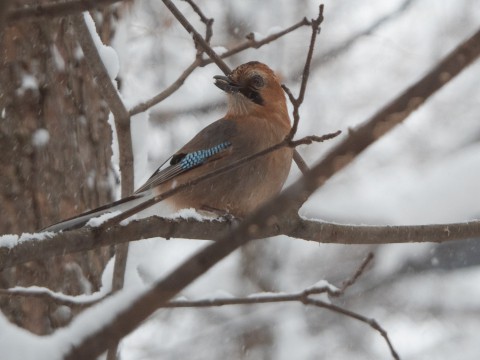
xmin=214 ymin=75 xmax=241 ymax=94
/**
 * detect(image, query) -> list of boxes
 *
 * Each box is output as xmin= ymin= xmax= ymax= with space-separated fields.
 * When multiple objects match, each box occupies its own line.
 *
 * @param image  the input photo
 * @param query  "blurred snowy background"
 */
xmin=107 ymin=0 xmax=480 ymax=359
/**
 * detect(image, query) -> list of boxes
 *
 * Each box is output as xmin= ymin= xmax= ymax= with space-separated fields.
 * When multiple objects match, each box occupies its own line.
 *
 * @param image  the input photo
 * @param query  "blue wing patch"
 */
xmin=134 ymin=141 xmax=232 ymax=193
xmin=180 ymin=141 xmax=232 ymax=170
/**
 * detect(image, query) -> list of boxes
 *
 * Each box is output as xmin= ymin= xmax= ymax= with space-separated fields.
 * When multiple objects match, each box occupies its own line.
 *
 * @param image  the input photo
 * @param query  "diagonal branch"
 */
xmin=70 ymin=14 xmax=133 ymax=360
xmin=161 ymin=0 xmax=231 ymax=74
xmin=63 ymin=26 xmax=480 ymax=360
xmin=71 ymin=14 xmax=133 ymax=196
xmin=182 ymin=0 xmax=213 ymax=44
xmin=129 ymin=58 xmax=201 ymax=116
xmin=287 ymin=26 xmax=480 ymax=212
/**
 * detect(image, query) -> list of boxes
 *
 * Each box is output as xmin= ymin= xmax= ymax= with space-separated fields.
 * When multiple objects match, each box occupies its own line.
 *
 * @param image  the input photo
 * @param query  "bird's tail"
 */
xmin=41 ymin=192 xmax=152 ymax=232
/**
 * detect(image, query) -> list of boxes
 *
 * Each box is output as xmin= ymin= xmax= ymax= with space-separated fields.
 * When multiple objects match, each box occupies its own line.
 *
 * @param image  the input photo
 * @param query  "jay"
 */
xmin=44 ymin=61 xmax=293 ymax=232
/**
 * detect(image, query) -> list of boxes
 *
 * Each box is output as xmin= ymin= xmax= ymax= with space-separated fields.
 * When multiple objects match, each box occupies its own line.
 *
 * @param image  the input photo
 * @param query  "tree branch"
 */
xmin=71 ymin=14 xmax=134 ymax=196
xmin=0 ymin=287 xmax=109 ymax=309
xmin=161 ymin=0 xmax=231 ymax=74
xmin=284 ymin=5 xmax=324 ymax=140
xmin=70 ymin=14 xmax=133 ymax=360
xmin=129 ymin=58 xmax=201 ymax=116
xmin=7 ymin=0 xmax=125 ymax=24
xmin=3 ymin=217 xmax=480 ymax=271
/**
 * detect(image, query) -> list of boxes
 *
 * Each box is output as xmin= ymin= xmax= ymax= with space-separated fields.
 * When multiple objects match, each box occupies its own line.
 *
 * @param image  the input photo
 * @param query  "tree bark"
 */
xmin=0 ymin=7 xmax=116 ymax=334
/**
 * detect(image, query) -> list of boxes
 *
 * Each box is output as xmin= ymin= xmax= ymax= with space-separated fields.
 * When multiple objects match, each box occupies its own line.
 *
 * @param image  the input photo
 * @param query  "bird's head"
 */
xmin=214 ymin=61 xmax=289 ymax=120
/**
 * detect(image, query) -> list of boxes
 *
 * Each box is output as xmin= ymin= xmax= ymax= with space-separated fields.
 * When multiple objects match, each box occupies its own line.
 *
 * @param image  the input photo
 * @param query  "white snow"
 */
xmin=31 ymin=128 xmax=50 ymax=148
xmin=51 ymin=45 xmax=66 ymax=71
xmin=17 ymin=74 xmax=38 ymax=95
xmin=83 ymin=12 xmax=120 ymax=81
xmin=85 ymin=211 xmax=122 ymax=228
xmin=0 ymin=232 xmax=54 ymax=249
xmin=307 ymin=279 xmax=339 ymax=293
xmin=166 ymin=207 xmax=216 ymax=221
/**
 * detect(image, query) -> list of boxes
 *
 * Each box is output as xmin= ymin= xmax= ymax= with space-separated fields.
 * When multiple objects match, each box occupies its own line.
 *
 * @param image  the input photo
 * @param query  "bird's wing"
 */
xmin=41 ymin=119 xmax=237 ymax=232
xmin=134 ymin=118 xmax=236 ymax=194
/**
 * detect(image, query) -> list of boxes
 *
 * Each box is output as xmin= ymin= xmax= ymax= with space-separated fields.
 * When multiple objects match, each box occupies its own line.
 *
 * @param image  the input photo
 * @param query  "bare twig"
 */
xmin=7 ymin=0 xmax=124 ymax=24
xmin=161 ymin=0 xmax=231 ymax=74
xmin=129 ymin=59 xmax=201 ymax=116
xmin=211 ymin=17 xmax=310 ymax=62
xmin=304 ymin=298 xmax=399 ymax=359
xmin=283 ymin=5 xmax=324 ymax=140
xmin=183 ymin=0 xmax=213 ymax=44
xmin=292 ymin=150 xmax=310 ymax=173
xmin=280 ymin=5 xmax=325 ymax=175
xmin=338 ymin=252 xmax=374 ymax=294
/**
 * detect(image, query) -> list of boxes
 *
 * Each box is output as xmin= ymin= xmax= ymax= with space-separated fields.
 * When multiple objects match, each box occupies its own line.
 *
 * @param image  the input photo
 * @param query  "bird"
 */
xmin=43 ymin=61 xmax=293 ymax=232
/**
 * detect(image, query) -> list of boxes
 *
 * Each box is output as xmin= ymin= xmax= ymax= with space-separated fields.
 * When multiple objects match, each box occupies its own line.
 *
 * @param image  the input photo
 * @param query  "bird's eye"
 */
xmin=250 ymin=74 xmax=264 ymax=88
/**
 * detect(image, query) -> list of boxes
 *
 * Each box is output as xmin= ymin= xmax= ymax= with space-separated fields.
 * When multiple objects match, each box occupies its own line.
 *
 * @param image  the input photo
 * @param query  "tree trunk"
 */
xmin=0 ymin=7 xmax=117 ymax=334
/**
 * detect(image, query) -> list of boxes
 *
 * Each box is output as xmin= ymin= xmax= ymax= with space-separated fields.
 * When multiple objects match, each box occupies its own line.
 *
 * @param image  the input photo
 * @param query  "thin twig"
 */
xmin=129 ymin=15 xmax=310 ymax=116
xmin=338 ymin=252 xmax=374 ymax=294
xmin=292 ymin=150 xmax=310 ymax=173
xmin=304 ymin=298 xmax=400 ymax=360
xmin=284 ymin=5 xmax=324 ymax=140
xmin=161 ymin=0 xmax=231 ymax=74
xmin=183 ymin=0 xmax=213 ymax=44
xmin=7 ymin=0 xmax=124 ymax=23
xmin=129 ymin=58 xmax=201 ymax=116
